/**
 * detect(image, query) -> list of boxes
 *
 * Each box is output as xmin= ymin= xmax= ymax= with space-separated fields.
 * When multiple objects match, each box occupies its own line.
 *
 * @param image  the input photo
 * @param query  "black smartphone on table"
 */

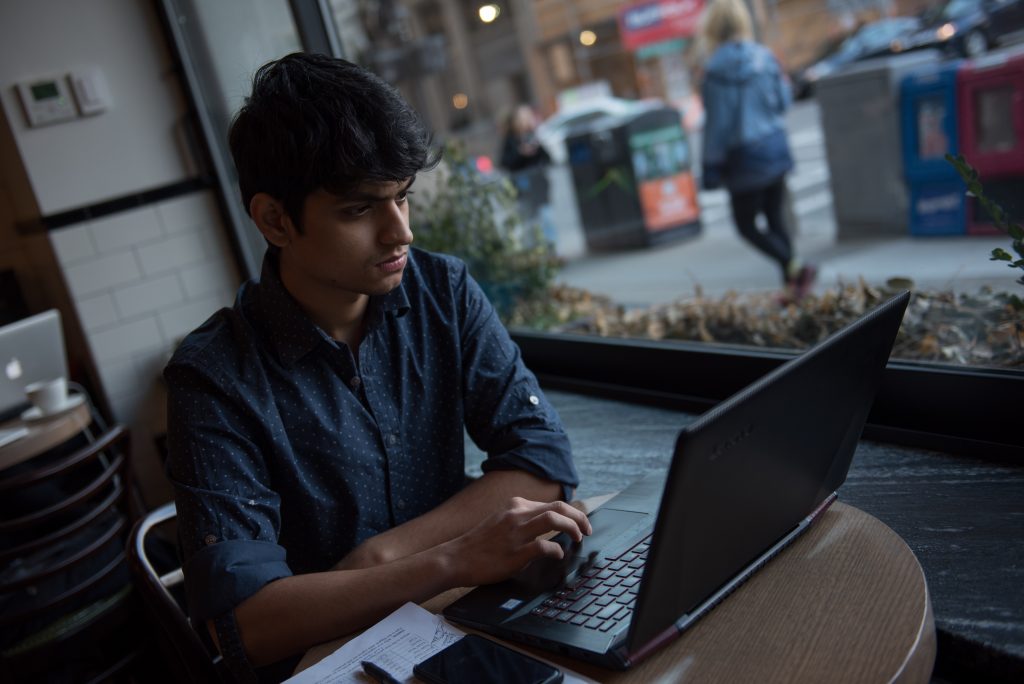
xmin=413 ymin=634 xmax=563 ymax=684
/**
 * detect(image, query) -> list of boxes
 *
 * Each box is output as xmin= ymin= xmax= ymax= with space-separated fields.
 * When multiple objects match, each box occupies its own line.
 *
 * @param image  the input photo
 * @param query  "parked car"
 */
xmin=792 ymin=16 xmax=923 ymax=98
xmin=902 ymin=0 xmax=1024 ymax=58
xmin=535 ymin=97 xmax=660 ymax=164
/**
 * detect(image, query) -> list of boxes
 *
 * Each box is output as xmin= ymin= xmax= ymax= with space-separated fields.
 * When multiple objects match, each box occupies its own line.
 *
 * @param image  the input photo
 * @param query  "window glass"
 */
xmin=162 ymin=0 xmax=302 ymax=276
xmin=191 ymin=1 xmax=301 ymax=117
xmin=325 ymin=0 xmax=1023 ymax=371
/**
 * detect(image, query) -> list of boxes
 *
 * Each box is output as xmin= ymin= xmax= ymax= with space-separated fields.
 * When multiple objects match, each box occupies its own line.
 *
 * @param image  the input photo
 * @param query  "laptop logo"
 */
xmin=5 ymin=357 xmax=22 ymax=381
xmin=710 ymin=423 xmax=754 ymax=461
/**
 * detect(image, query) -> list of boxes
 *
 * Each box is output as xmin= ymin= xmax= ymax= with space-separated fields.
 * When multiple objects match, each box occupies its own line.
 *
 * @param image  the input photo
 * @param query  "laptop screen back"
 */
xmin=627 ymin=292 xmax=909 ymax=650
xmin=0 ymin=309 xmax=69 ymax=417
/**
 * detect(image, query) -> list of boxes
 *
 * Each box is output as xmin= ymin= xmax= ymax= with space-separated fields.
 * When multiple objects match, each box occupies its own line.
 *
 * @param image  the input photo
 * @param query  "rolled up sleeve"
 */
xmin=165 ymin=363 xmax=293 ymax=677
xmin=182 ymin=539 xmax=291 ymax=623
xmin=453 ymin=262 xmax=579 ymax=500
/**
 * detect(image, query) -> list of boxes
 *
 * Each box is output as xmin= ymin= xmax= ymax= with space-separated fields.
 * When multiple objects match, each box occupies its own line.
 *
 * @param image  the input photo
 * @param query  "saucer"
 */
xmin=20 ymin=393 xmax=87 ymax=422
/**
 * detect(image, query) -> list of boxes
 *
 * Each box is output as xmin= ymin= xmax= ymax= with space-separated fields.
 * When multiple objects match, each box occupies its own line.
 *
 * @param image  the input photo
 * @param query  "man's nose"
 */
xmin=379 ymin=202 xmax=413 ymax=245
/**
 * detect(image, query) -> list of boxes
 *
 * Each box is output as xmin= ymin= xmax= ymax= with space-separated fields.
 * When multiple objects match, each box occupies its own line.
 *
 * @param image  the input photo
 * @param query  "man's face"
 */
xmin=278 ymin=178 xmax=415 ymax=304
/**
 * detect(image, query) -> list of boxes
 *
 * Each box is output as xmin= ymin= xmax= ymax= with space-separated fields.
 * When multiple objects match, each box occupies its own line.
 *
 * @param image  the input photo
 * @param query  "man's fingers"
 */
xmin=536 ymin=500 xmax=593 ymax=537
xmin=526 ymin=537 xmax=567 ymax=561
xmin=552 ymin=500 xmax=593 ymax=536
xmin=519 ymin=508 xmax=587 ymax=543
xmin=506 ymin=499 xmax=593 ymax=537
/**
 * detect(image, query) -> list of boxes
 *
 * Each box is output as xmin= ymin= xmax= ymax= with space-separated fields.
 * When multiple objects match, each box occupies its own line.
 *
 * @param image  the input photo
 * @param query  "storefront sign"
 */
xmin=618 ymin=0 xmax=704 ymax=52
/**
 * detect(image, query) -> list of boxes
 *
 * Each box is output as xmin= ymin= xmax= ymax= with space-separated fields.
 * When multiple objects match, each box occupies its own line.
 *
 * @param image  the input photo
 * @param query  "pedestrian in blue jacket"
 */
xmin=699 ymin=0 xmax=816 ymax=299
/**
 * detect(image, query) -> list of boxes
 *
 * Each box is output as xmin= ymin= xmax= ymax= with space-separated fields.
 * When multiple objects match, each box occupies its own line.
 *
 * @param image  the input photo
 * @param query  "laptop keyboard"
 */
xmin=530 ymin=534 xmax=651 ymax=633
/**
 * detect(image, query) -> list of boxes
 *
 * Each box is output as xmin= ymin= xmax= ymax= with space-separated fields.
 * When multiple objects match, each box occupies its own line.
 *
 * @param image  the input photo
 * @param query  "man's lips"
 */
xmin=376 ymin=253 xmax=407 ymax=273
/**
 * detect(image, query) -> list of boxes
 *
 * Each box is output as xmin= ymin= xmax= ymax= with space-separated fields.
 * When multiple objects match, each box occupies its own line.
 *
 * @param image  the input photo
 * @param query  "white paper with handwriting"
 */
xmin=283 ymin=602 xmax=597 ymax=684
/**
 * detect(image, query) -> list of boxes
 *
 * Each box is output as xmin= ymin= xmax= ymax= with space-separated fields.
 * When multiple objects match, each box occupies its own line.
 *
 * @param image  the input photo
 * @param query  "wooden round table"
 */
xmin=0 ymin=399 xmax=92 ymax=473
xmin=298 ymin=501 xmax=935 ymax=683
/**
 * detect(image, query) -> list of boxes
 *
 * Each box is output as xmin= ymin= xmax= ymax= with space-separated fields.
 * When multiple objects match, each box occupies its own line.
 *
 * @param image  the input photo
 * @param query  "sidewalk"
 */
xmin=555 ymin=212 xmax=1014 ymax=308
xmin=551 ymin=168 xmax=1013 ymax=308
xmin=547 ymin=97 xmax=1017 ymax=308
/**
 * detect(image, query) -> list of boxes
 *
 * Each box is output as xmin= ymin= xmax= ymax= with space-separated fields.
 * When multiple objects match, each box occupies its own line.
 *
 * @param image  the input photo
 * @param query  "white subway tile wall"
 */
xmin=157 ymin=294 xmax=226 ymax=345
xmin=64 ymin=250 xmax=143 ymax=296
xmin=76 ymin=294 xmax=119 ymax=332
xmin=50 ymin=223 xmax=98 ymax=263
xmin=89 ymin=317 xmax=165 ymax=362
xmin=137 ymin=229 xmax=223 ymax=277
xmin=114 ymin=273 xmax=185 ymax=319
xmin=179 ymin=260 xmax=237 ymax=299
xmin=90 ymin=206 xmax=164 ymax=252
xmin=156 ymin=192 xmax=221 ymax=235
xmin=98 ymin=358 xmax=142 ymax=404
xmin=48 ymin=189 xmax=242 ymax=504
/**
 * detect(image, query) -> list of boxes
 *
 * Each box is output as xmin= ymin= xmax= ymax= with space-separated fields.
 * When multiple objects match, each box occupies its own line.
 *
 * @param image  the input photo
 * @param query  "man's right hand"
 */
xmin=226 ymin=494 xmax=589 ymax=667
xmin=439 ymin=497 xmax=592 ymax=588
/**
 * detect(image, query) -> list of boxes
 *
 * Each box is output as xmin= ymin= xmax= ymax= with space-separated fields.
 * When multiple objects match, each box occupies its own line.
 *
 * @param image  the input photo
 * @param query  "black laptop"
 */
xmin=444 ymin=291 xmax=910 ymax=669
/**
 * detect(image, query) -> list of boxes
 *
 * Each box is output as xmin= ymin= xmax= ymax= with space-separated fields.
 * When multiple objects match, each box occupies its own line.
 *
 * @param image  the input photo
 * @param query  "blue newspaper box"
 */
xmin=900 ymin=60 xmax=965 ymax=236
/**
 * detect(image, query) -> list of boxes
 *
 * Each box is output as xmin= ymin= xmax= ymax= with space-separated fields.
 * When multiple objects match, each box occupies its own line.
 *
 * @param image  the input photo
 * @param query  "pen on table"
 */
xmin=361 ymin=660 xmax=403 ymax=684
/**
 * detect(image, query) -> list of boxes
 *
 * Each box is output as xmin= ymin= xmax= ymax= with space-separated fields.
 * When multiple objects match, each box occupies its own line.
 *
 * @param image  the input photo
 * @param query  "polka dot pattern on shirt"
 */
xmin=164 ymin=247 xmax=579 ymax=619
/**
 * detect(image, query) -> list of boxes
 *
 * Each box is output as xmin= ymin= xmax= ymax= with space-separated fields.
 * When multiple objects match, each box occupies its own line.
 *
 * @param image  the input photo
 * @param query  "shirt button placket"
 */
xmin=384 ymin=426 xmax=404 ymax=520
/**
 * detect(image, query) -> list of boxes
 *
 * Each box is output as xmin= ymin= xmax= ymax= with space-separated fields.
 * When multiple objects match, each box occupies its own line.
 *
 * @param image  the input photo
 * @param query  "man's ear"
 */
xmin=250 ymin=193 xmax=296 ymax=247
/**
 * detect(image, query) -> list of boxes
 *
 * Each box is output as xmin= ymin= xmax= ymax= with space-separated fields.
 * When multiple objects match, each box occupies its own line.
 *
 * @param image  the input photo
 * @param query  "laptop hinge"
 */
xmin=808 ymin=492 xmax=838 ymax=522
xmin=621 ymin=623 xmax=680 ymax=668
xmin=621 ymin=493 xmax=839 ymax=668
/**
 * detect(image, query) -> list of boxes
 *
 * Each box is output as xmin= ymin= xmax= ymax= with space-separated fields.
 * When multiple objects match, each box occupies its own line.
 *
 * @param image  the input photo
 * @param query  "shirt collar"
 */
xmin=255 ymin=248 xmax=411 ymax=367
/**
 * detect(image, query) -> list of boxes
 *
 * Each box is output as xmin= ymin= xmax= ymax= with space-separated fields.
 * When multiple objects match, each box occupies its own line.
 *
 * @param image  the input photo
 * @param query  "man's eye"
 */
xmin=396 ymin=190 xmax=413 ymax=204
xmin=344 ymin=205 xmax=371 ymax=217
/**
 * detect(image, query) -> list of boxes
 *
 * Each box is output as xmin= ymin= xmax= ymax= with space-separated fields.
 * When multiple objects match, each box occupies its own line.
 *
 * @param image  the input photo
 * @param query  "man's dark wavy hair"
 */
xmin=229 ymin=52 xmax=441 ymax=230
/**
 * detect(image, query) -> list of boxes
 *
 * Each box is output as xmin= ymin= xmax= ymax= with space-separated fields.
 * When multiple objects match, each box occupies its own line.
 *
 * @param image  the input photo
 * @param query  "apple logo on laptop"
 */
xmin=5 ymin=357 xmax=22 ymax=381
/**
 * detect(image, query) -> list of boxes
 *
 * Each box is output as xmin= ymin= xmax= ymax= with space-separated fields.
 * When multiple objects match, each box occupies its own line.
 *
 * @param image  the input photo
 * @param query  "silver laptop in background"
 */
xmin=0 ymin=309 xmax=69 ymax=420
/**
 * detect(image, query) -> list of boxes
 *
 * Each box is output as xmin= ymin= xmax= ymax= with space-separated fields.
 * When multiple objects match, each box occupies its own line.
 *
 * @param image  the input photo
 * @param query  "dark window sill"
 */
xmin=512 ymin=330 xmax=1023 ymax=464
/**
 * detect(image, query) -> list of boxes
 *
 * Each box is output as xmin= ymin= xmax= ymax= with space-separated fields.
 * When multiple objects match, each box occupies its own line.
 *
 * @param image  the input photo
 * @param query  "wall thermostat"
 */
xmin=16 ymin=68 xmax=111 ymax=127
xmin=16 ymin=76 xmax=77 ymax=127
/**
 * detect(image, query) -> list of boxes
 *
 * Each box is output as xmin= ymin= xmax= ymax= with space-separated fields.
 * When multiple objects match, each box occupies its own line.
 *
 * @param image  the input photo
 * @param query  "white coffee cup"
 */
xmin=24 ymin=377 xmax=69 ymax=415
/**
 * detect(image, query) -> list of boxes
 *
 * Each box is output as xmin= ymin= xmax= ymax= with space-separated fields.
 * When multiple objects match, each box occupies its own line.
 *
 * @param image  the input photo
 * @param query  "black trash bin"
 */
xmin=567 ymin=105 xmax=701 ymax=250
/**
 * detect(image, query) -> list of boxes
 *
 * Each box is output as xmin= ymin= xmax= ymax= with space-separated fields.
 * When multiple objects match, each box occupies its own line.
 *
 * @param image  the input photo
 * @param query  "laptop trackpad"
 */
xmin=584 ymin=508 xmax=651 ymax=555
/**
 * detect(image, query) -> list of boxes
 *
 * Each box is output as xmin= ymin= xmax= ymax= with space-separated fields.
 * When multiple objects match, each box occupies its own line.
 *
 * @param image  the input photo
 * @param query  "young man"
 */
xmin=164 ymin=53 xmax=588 ymax=682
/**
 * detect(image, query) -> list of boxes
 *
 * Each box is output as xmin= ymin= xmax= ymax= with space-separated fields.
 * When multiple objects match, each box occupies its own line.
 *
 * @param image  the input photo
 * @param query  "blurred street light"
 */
xmin=580 ymin=29 xmax=596 ymax=46
xmin=478 ymin=4 xmax=500 ymax=23
xmin=452 ymin=92 xmax=469 ymax=109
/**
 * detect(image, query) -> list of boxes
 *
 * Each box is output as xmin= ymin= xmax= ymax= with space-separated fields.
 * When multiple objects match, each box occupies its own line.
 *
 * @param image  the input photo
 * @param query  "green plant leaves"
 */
xmin=946 ymin=153 xmax=1024 ymax=289
xmin=411 ymin=142 xmax=558 ymax=322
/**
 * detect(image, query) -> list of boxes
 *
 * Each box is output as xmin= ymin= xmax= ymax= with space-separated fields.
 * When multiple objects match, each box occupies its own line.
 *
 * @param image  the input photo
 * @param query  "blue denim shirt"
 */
xmin=164 ymin=247 xmax=578 ymax=679
xmin=701 ymin=40 xmax=794 ymax=192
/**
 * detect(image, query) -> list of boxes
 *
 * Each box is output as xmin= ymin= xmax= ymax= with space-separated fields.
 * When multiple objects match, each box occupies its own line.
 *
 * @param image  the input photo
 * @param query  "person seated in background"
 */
xmin=500 ymin=103 xmax=557 ymax=246
xmin=164 ymin=53 xmax=589 ymax=682
xmin=500 ymin=103 xmax=550 ymax=172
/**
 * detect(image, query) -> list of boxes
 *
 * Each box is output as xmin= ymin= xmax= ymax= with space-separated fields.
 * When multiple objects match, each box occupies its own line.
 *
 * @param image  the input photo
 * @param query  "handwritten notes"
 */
xmin=285 ymin=602 xmax=597 ymax=684
xmin=284 ymin=603 xmax=458 ymax=684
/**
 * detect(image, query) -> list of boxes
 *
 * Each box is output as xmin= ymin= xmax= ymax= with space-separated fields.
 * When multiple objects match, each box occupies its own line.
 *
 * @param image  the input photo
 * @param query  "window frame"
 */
xmin=157 ymin=0 xmax=1022 ymax=464
xmin=512 ymin=329 xmax=1022 ymax=462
